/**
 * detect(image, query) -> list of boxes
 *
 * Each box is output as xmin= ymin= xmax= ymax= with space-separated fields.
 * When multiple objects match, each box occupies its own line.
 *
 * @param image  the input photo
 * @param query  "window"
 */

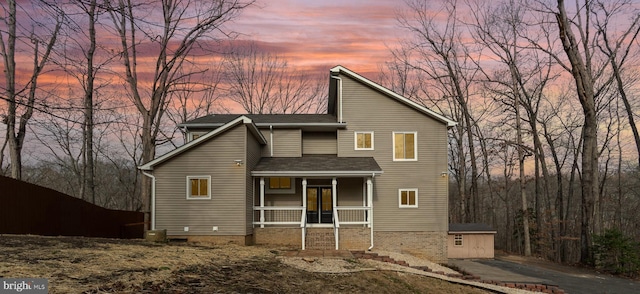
xmin=265 ymin=177 xmax=295 ymax=194
xmin=393 ymin=132 xmax=417 ymax=161
xmin=269 ymin=177 xmax=291 ymax=189
xmin=188 ymin=132 xmax=205 ymax=142
xmin=399 ymin=189 xmax=418 ymax=208
xmin=187 ymin=176 xmax=211 ymax=199
xmin=355 ymin=131 xmax=374 ymax=150
xmin=454 ymin=234 xmax=463 ymax=246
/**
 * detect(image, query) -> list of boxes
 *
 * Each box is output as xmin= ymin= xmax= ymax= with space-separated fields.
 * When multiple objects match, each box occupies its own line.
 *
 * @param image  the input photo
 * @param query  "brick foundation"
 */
xmin=338 ymin=227 xmax=371 ymax=250
xmin=252 ymin=227 xmax=447 ymax=263
xmin=373 ymin=231 xmax=448 ymax=264
xmin=253 ymin=227 xmax=301 ymax=248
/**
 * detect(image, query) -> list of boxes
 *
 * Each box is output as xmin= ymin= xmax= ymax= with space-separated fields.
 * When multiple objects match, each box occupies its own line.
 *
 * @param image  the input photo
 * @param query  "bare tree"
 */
xmin=104 ymin=0 xmax=253 ymax=220
xmin=224 ymin=42 xmax=327 ymax=114
xmin=166 ymin=64 xmax=228 ymax=144
xmin=551 ymin=0 xmax=620 ymax=264
xmin=396 ymin=0 xmax=481 ymax=223
xmin=594 ymin=1 xmax=640 ymax=168
xmin=0 ymin=0 xmax=63 ymax=180
xmin=53 ymin=0 xmax=114 ymax=203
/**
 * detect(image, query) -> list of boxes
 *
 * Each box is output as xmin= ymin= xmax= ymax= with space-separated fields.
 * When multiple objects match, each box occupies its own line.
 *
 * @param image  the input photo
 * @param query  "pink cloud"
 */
xmin=227 ymin=0 xmax=404 ymax=77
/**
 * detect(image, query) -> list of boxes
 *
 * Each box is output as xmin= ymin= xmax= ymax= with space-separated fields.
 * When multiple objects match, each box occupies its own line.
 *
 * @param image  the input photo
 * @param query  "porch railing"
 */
xmin=336 ymin=206 xmax=371 ymax=225
xmin=253 ymin=206 xmax=371 ymax=226
xmin=253 ymin=206 xmax=304 ymax=226
xmin=333 ymin=208 xmax=340 ymax=250
xmin=301 ymin=208 xmax=307 ymax=250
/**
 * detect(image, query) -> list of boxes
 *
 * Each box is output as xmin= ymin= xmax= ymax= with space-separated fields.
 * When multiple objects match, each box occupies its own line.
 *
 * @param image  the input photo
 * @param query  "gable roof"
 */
xmin=139 ymin=116 xmax=266 ymax=171
xmin=329 ymin=65 xmax=457 ymax=127
xmin=449 ymin=223 xmax=497 ymax=234
xmin=252 ymin=155 xmax=383 ymax=177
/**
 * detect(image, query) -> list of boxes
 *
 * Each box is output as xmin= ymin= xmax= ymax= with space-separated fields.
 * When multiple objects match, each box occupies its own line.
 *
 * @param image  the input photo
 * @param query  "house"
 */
xmin=447 ymin=223 xmax=497 ymax=259
xmin=139 ymin=65 xmax=456 ymax=263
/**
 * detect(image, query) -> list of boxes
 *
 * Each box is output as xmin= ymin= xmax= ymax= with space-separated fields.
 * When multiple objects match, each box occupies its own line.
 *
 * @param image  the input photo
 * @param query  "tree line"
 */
xmin=380 ymin=0 xmax=640 ymax=267
xmin=2 ymin=0 xmax=639 ymax=270
xmin=0 ymin=0 xmax=326 ymax=210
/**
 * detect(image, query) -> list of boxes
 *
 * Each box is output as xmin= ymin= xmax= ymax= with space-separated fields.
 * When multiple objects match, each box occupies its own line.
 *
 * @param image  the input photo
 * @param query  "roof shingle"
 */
xmin=449 ymin=223 xmax=496 ymax=233
xmin=252 ymin=155 xmax=382 ymax=175
xmin=182 ymin=114 xmax=338 ymax=126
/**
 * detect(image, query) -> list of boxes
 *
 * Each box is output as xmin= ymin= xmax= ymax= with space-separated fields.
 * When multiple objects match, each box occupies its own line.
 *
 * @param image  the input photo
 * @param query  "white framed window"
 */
xmin=354 ymin=131 xmax=374 ymax=150
xmin=265 ymin=177 xmax=295 ymax=194
xmin=186 ymin=176 xmax=211 ymax=199
xmin=454 ymin=234 xmax=463 ymax=246
xmin=398 ymin=188 xmax=418 ymax=208
xmin=393 ymin=132 xmax=417 ymax=161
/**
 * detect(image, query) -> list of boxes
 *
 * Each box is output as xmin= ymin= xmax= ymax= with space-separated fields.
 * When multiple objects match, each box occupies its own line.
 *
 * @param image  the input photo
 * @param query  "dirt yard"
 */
xmin=0 ymin=235 xmax=490 ymax=293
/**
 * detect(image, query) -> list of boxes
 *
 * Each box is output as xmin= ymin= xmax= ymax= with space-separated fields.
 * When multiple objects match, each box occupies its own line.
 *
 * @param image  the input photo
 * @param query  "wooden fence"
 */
xmin=0 ymin=175 xmax=143 ymax=239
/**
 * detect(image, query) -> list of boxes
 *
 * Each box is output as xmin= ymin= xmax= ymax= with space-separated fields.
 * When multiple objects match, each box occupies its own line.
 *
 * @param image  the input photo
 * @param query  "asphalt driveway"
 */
xmin=449 ymin=258 xmax=640 ymax=294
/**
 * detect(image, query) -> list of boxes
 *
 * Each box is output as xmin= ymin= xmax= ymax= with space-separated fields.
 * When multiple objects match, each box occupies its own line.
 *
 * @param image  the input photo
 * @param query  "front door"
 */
xmin=306 ymin=187 xmax=333 ymax=224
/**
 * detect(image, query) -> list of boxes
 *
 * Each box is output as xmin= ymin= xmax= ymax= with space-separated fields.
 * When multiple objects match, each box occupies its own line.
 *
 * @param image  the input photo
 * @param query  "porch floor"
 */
xmin=281 ymin=249 xmax=354 ymax=259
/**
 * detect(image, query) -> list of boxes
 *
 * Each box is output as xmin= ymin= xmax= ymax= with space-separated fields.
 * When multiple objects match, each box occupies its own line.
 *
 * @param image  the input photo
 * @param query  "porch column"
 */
xmin=332 ymin=177 xmax=338 ymax=250
xmin=302 ymin=178 xmax=307 ymax=210
xmin=260 ymin=177 xmax=265 ymax=228
xmin=302 ymin=178 xmax=307 ymax=250
xmin=367 ymin=177 xmax=373 ymax=228
xmin=332 ymin=178 xmax=337 ymax=209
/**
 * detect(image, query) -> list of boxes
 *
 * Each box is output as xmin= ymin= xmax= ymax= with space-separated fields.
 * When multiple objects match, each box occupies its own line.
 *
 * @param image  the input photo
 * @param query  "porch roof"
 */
xmin=252 ymin=155 xmax=383 ymax=177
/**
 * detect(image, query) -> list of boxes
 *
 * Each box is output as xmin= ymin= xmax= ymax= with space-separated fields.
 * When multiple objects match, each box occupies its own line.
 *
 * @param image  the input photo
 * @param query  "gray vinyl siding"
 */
xmin=154 ymin=125 xmax=248 ymax=236
xmin=302 ymin=132 xmax=337 ymax=155
xmin=336 ymin=74 xmax=449 ymax=232
xmin=336 ymin=178 xmax=365 ymax=206
xmin=245 ymin=130 xmax=263 ymax=235
xmin=260 ymin=129 xmax=302 ymax=157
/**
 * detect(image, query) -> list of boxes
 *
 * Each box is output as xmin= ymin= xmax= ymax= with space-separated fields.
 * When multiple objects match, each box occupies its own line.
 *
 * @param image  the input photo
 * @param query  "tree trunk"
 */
xmin=555 ymin=0 xmax=599 ymax=264
xmin=83 ymin=0 xmax=97 ymax=204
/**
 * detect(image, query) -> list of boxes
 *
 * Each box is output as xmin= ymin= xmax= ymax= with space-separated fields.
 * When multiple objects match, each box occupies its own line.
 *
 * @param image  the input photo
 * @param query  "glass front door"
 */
xmin=306 ymin=187 xmax=333 ymax=224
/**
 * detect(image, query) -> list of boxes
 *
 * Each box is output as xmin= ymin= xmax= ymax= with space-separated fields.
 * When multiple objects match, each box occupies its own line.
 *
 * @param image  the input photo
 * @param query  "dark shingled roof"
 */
xmin=253 ymin=155 xmax=382 ymax=174
xmin=181 ymin=114 xmax=338 ymax=126
xmin=449 ymin=223 xmax=496 ymax=233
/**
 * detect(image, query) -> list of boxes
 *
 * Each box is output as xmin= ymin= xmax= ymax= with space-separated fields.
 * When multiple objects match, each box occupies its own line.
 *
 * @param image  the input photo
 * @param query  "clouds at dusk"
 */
xmin=227 ymin=0 xmax=405 ymax=77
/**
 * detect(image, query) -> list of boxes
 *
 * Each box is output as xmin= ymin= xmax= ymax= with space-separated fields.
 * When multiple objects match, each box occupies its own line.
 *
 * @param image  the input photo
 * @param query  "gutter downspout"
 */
xmin=330 ymin=76 xmax=343 ymax=123
xmin=269 ymin=125 xmax=274 ymax=157
xmin=368 ymin=173 xmax=375 ymax=251
xmin=141 ymin=171 xmax=156 ymax=230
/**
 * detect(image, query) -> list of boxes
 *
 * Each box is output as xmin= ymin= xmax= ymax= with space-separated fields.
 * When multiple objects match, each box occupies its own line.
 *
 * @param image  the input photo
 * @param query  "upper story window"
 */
xmin=393 ymin=132 xmax=417 ymax=161
xmin=266 ymin=177 xmax=295 ymax=194
xmin=187 ymin=176 xmax=211 ymax=199
xmin=399 ymin=188 xmax=418 ymax=208
xmin=354 ymin=131 xmax=374 ymax=150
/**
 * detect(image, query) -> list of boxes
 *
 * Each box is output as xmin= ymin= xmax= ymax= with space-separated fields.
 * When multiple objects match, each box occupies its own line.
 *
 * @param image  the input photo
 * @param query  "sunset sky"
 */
xmin=226 ymin=0 xmax=406 ymax=78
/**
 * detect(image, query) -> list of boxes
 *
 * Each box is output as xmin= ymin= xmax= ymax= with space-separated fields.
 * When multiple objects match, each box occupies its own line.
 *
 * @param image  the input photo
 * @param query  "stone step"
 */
xmin=305 ymin=228 xmax=336 ymax=250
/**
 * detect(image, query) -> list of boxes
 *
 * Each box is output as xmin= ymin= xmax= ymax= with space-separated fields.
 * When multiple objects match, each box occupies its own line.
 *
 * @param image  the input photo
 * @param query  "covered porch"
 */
xmin=251 ymin=156 xmax=383 ymax=250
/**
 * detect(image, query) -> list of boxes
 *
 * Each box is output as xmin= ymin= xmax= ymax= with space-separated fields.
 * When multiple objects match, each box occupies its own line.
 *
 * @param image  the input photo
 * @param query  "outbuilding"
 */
xmin=448 ymin=223 xmax=497 ymax=259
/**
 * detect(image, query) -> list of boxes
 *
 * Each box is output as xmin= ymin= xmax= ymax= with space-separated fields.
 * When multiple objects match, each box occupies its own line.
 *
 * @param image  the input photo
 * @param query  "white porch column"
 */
xmin=260 ymin=177 xmax=265 ymax=228
xmin=302 ymin=178 xmax=307 ymax=250
xmin=332 ymin=178 xmax=339 ymax=250
xmin=367 ymin=176 xmax=374 ymax=250
xmin=302 ymin=178 xmax=307 ymax=210
xmin=367 ymin=177 xmax=373 ymax=228
xmin=332 ymin=178 xmax=337 ymax=209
